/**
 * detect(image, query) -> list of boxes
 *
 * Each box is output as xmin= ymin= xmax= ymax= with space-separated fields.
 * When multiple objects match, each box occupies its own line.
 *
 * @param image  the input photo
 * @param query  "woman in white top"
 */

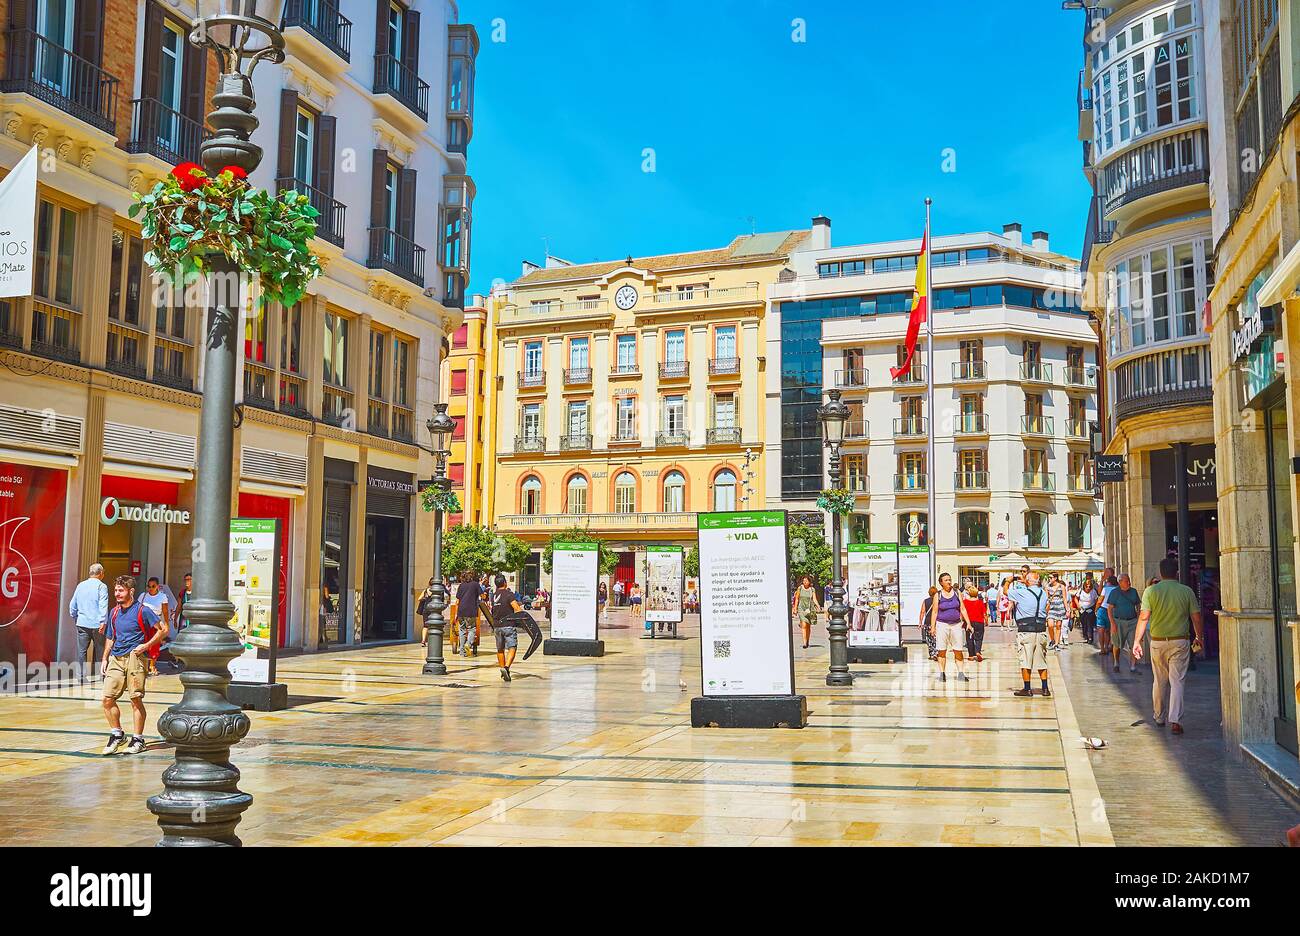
xmin=1075 ymin=577 xmax=1100 ymax=646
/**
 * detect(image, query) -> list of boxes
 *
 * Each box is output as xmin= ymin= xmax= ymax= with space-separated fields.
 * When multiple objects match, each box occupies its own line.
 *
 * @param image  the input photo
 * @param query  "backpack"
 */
xmin=109 ymin=603 xmax=160 ymax=660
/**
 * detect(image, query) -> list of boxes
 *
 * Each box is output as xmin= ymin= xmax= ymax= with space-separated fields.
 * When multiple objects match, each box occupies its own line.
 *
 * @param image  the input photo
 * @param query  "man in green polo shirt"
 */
xmin=1134 ymin=557 xmax=1204 ymax=735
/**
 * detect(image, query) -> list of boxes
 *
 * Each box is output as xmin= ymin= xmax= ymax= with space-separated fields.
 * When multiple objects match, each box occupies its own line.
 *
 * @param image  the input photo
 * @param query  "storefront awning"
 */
xmin=0 ymin=445 xmax=77 ymax=468
xmin=238 ymin=479 xmax=306 ymax=499
xmin=1258 ymin=239 xmax=1300 ymax=307
xmin=101 ymin=460 xmax=194 ymax=482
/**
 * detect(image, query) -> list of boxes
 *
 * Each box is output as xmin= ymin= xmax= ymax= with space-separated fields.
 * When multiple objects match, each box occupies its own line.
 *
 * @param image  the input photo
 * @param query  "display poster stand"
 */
xmin=227 ymin=517 xmax=289 ymax=711
xmin=543 ymin=541 xmax=605 ymax=657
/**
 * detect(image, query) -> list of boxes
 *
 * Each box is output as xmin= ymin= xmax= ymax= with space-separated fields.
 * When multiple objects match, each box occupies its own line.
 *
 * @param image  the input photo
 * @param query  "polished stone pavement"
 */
xmin=0 ymin=613 xmax=1285 ymax=846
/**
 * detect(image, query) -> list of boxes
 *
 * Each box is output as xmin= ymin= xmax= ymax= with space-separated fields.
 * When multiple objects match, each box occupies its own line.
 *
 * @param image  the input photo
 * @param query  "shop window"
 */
xmin=1068 ymin=512 xmax=1092 ymax=549
xmin=1024 ymin=510 xmax=1049 ymax=549
xmin=958 ymin=511 xmax=989 ymax=548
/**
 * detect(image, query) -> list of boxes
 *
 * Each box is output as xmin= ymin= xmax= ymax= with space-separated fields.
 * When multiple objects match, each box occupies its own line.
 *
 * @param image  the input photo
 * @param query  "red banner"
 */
xmin=0 ymin=463 xmax=69 ymax=667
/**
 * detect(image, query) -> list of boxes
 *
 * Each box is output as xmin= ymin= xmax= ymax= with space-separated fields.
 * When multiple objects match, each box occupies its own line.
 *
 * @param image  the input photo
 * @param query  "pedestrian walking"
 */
xmin=630 ymin=582 xmax=644 ymax=628
xmin=963 ymin=579 xmax=987 ymax=663
xmin=984 ymin=579 xmax=999 ymax=627
xmin=929 ymin=573 xmax=970 ymax=682
xmin=69 ymin=563 xmax=108 ymax=682
xmin=1133 ymin=557 xmax=1204 ymax=735
xmin=454 ymin=571 xmax=483 ymax=658
xmin=485 ymin=573 xmax=526 ymax=682
xmin=100 ymin=576 xmax=165 ymax=755
xmin=597 ymin=581 xmax=607 ymax=616
xmin=612 ymin=578 xmax=624 ymax=608
xmin=792 ymin=575 xmax=820 ymax=650
xmin=138 ymin=577 xmax=170 ymax=676
xmin=1076 ymin=577 xmax=1099 ymax=645
xmin=1045 ymin=573 xmax=1069 ymax=650
xmin=920 ymin=586 xmax=939 ymax=661
xmin=997 ymin=576 xmax=1013 ymax=627
xmin=1104 ymin=573 xmax=1142 ymax=674
xmin=1006 ymin=571 xmax=1051 ymax=698
xmin=1096 ymin=570 xmax=1117 ymax=655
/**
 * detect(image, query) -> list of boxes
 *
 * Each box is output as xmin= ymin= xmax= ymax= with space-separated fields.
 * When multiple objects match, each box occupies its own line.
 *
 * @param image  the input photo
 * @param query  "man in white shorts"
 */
xmin=1006 ymin=571 xmax=1050 ymax=698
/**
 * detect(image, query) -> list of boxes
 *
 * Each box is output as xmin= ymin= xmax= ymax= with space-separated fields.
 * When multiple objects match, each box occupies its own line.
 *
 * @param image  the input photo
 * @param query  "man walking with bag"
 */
xmin=1133 ymin=558 xmax=1203 ymax=735
xmin=68 ymin=563 xmax=108 ymax=682
xmin=1006 ymin=571 xmax=1051 ymax=698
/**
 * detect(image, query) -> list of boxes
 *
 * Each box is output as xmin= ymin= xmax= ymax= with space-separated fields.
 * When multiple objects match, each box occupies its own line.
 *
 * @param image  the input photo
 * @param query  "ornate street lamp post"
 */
xmin=147 ymin=2 xmax=284 ymax=846
xmin=818 ymin=388 xmax=853 ymax=688
xmin=422 ymin=403 xmax=457 ymax=675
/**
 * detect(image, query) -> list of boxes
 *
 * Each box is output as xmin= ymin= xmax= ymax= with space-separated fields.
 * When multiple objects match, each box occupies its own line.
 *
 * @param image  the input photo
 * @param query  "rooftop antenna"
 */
xmin=744 ymin=215 xmax=756 ymax=235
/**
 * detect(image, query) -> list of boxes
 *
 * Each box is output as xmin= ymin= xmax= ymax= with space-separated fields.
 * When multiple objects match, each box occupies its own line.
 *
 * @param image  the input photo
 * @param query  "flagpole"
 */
xmin=924 ymin=198 xmax=936 ymax=585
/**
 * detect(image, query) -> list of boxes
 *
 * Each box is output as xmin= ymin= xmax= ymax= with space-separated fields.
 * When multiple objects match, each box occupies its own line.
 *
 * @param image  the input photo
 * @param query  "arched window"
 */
xmin=958 ymin=511 xmax=989 ymax=548
xmin=566 ymin=475 xmax=588 ymax=514
xmin=712 ymin=469 xmax=737 ymax=511
xmin=1068 ymin=512 xmax=1091 ymax=549
xmin=663 ymin=470 xmax=686 ymax=512
xmin=521 ymin=475 xmax=542 ymax=515
xmin=1024 ymin=510 xmax=1049 ymax=549
xmin=613 ymin=471 xmax=637 ymax=513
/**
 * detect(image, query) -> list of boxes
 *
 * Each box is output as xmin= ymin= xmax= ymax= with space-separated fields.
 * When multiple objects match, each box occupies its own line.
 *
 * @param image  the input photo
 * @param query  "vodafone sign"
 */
xmin=99 ymin=496 xmax=191 ymax=527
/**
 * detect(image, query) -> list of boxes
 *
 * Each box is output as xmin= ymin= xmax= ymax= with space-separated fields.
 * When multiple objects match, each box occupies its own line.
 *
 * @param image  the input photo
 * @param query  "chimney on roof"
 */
xmin=1003 ymin=223 xmax=1023 ymax=247
xmin=1032 ymin=230 xmax=1050 ymax=252
xmin=811 ymin=215 xmax=831 ymax=250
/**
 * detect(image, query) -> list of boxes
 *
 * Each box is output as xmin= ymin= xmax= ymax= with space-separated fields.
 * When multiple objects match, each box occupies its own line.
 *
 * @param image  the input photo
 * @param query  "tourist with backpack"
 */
xmin=101 ymin=575 xmax=166 ymax=755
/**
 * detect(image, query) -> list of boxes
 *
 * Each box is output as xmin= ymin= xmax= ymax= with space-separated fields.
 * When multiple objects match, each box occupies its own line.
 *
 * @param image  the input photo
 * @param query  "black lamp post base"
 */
xmin=825 ymin=671 xmax=855 ymax=687
xmin=848 ymin=645 xmax=909 ymax=664
xmin=228 ymin=681 xmax=289 ymax=711
xmin=422 ymin=660 xmax=448 ymax=675
xmin=543 ymin=638 xmax=605 ymax=657
xmin=691 ymin=694 xmax=808 ymax=729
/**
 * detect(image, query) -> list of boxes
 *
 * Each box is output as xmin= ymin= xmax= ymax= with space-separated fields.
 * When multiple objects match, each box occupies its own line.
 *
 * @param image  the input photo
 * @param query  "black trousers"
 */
xmin=1079 ymin=609 xmax=1096 ymax=643
xmin=968 ymin=623 xmax=986 ymax=656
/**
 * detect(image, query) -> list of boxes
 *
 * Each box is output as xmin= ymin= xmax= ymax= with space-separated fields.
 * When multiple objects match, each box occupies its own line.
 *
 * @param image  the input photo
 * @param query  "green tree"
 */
xmin=683 ymin=545 xmax=699 ymax=579
xmin=442 ymin=525 xmax=530 ymax=578
xmin=542 ymin=527 xmax=619 ymax=577
xmin=787 ymin=522 xmax=832 ymax=591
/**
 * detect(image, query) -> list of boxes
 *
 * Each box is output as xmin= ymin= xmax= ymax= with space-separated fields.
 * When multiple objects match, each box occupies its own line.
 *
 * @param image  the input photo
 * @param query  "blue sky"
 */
xmin=458 ymin=0 xmax=1089 ymax=296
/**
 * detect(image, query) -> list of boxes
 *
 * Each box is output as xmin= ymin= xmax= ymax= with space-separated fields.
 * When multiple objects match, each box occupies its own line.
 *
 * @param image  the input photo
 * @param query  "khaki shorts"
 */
xmin=1015 ymin=631 xmax=1049 ymax=672
xmin=103 ymin=652 xmax=147 ymax=701
xmin=935 ymin=621 xmax=966 ymax=652
xmin=1111 ymin=617 xmax=1138 ymax=652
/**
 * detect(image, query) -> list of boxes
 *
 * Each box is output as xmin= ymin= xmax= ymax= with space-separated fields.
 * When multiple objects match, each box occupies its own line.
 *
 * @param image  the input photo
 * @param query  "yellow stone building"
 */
xmin=488 ymin=229 xmax=809 ymax=592
xmin=442 ymin=295 xmax=493 ymax=527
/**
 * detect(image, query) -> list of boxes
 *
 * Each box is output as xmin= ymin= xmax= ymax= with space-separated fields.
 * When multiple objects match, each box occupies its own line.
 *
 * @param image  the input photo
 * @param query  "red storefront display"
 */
xmin=238 ymin=493 xmax=291 ymax=647
xmin=0 ymin=463 xmax=69 ymax=667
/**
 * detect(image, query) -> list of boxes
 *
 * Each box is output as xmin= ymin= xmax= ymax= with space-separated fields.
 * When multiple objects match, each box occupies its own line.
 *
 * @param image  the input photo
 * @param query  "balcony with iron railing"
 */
xmin=29 ymin=301 xmax=81 ymax=364
xmin=709 ymin=357 xmax=740 ymax=377
xmin=610 ymin=361 xmax=640 ymax=377
xmin=951 ymin=360 xmax=987 ymax=382
xmin=610 ymin=427 xmax=640 ymax=443
xmin=152 ymin=338 xmax=192 ymax=391
xmin=1063 ymin=365 xmax=1097 ymax=388
xmin=514 ymin=434 xmax=545 ymax=453
xmin=1020 ymin=361 xmax=1053 ymax=383
xmin=559 ymin=433 xmax=592 ymax=451
xmin=105 ymin=321 xmax=148 ymax=381
xmin=366 ymin=227 xmax=425 ymax=286
xmin=518 ymin=369 xmax=546 ymax=390
xmin=367 ymin=398 xmax=390 ymax=437
xmin=282 ymin=0 xmax=352 ymax=61
xmin=563 ymin=366 xmax=592 ymax=386
xmin=321 ymin=384 xmax=353 ymax=427
xmin=893 ymin=416 xmax=928 ymax=438
xmin=892 ymin=364 xmax=926 ymax=386
xmin=844 ymin=475 xmax=869 ymax=493
xmin=126 ymin=97 xmax=207 ymax=165
xmin=835 ymin=367 xmax=869 ymax=389
xmin=844 ymin=419 xmax=869 ymax=440
xmin=656 ymin=428 xmax=690 ymax=447
xmin=1113 ymin=343 xmax=1213 ymax=422
xmin=278 ymin=374 xmax=309 ymax=418
xmin=1020 ymin=415 xmax=1054 ymax=437
xmin=278 ymin=177 xmax=345 ymax=248
xmin=2 ymin=30 xmax=118 ymax=133
xmin=644 ymin=284 xmax=759 ymax=308
xmin=659 ymin=360 xmax=689 ymax=380
xmin=954 ymin=471 xmax=989 ymax=492
xmin=243 ymin=361 xmax=277 ymax=410
xmin=373 ymin=53 xmax=429 ymax=120
xmin=894 ymin=473 xmax=928 ymax=493
xmin=1022 ymin=471 xmax=1056 ymax=493
xmin=706 ymin=426 xmax=742 ymax=445
xmin=1100 ymin=127 xmax=1209 ymax=217
xmin=391 ymin=404 xmax=415 ymax=442
xmin=952 ymin=413 xmax=989 ymax=436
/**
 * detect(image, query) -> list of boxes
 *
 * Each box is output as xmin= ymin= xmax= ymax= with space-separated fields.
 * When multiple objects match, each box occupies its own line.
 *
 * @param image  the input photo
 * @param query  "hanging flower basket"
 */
xmin=816 ymin=489 xmax=857 ymax=515
xmin=421 ymin=485 xmax=462 ymax=514
xmin=130 ymin=162 xmax=322 ymax=308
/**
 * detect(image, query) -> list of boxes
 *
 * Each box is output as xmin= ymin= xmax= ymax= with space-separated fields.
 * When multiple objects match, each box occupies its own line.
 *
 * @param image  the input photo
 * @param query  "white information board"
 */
xmin=227 ymin=517 xmax=279 ymax=683
xmin=898 ymin=544 xmax=932 ymax=639
xmin=550 ymin=542 xmax=598 ymax=640
xmin=697 ymin=511 xmax=794 ymax=697
xmin=846 ymin=543 xmax=901 ymax=648
xmin=644 ymin=545 xmax=684 ymax=624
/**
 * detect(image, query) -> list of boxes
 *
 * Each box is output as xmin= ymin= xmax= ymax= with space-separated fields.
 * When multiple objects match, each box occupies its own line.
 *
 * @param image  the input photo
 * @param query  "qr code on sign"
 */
xmin=556 ymin=609 xmax=566 ymax=619
xmin=712 ymin=640 xmax=731 ymax=659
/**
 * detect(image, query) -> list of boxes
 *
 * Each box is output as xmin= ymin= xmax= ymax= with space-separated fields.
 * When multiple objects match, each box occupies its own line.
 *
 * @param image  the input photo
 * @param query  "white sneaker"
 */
xmin=101 ymin=732 xmax=126 ymax=756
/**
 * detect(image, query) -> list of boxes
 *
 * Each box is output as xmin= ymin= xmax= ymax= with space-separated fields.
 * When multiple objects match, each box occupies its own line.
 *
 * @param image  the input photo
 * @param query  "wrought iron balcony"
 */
xmin=893 ymin=416 xmax=928 ymax=438
xmin=953 ymin=413 xmax=989 ymax=435
xmin=892 ymin=364 xmax=926 ymax=385
xmin=514 ymin=435 xmax=545 ymax=453
xmin=1114 ymin=343 xmax=1213 ymax=422
xmin=954 ymin=471 xmax=989 ymax=491
xmin=126 ymin=97 xmax=206 ymax=165
xmin=2 ymin=30 xmax=118 ymax=134
xmin=835 ymin=367 xmax=869 ymax=389
xmin=610 ymin=362 xmax=640 ymax=377
xmin=706 ymin=426 xmax=742 ymax=445
xmin=29 ymin=301 xmax=80 ymax=364
xmin=282 ymin=0 xmax=352 ymax=61
xmin=518 ymin=370 xmax=546 ymax=389
xmin=374 ymin=53 xmax=429 ymax=120
xmin=1101 ymin=127 xmax=1209 ymax=216
xmin=366 ymin=226 xmax=426 ymax=286
xmin=656 ymin=429 xmax=689 ymax=447
xmin=559 ymin=433 xmax=592 ymax=451
xmin=659 ymin=360 xmax=689 ymax=380
xmin=709 ymin=356 xmax=741 ymax=376
xmin=952 ymin=360 xmax=987 ymax=382
xmin=277 ymin=177 xmax=345 ymax=248
xmin=563 ymin=366 xmax=591 ymax=385
xmin=894 ymin=473 xmax=928 ymax=493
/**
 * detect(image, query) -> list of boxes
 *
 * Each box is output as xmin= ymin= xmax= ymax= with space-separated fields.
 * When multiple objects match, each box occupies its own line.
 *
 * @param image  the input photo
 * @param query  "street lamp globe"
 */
xmin=427 ymin=403 xmax=456 ymax=454
xmin=818 ymin=388 xmax=850 ymax=446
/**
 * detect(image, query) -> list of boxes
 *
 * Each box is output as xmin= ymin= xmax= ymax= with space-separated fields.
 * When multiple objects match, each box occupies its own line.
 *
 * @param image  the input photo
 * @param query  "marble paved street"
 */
xmin=0 ymin=613 xmax=1288 ymax=846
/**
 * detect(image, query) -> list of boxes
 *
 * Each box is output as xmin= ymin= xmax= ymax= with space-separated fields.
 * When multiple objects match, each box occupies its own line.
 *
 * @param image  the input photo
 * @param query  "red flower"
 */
xmin=220 ymin=165 xmax=248 ymax=181
xmin=171 ymin=162 xmax=206 ymax=192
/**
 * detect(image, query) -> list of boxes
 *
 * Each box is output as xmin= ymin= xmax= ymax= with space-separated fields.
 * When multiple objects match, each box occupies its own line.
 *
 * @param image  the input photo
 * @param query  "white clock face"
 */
xmin=614 ymin=285 xmax=639 ymax=310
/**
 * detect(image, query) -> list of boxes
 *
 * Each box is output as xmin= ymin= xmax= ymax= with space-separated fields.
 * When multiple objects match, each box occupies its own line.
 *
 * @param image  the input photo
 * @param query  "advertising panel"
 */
xmin=228 ymin=518 xmax=280 ymax=683
xmin=0 ymin=463 xmax=68 ymax=668
xmin=644 ymin=545 xmax=684 ymax=625
xmin=846 ymin=543 xmax=901 ymax=648
xmin=550 ymin=542 xmax=598 ymax=640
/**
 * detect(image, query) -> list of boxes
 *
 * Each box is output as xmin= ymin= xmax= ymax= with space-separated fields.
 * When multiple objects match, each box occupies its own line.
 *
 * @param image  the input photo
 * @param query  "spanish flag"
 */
xmin=889 ymin=226 xmax=929 ymax=380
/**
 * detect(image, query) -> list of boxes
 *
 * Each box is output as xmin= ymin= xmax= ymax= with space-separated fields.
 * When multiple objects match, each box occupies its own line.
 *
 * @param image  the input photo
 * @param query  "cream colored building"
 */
xmin=489 ymin=229 xmax=809 ymax=592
